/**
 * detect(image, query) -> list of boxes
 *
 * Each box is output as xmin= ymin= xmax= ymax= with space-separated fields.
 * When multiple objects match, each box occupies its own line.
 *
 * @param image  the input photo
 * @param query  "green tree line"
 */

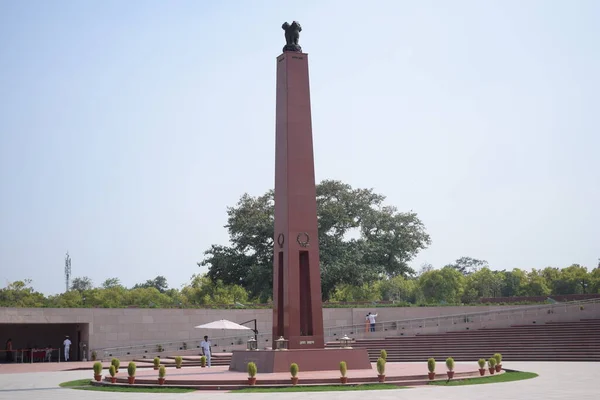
xmin=1 ymin=263 xmax=599 ymax=309
xmin=0 ymin=275 xmax=250 ymax=308
xmin=2 ymin=179 xmax=598 ymax=308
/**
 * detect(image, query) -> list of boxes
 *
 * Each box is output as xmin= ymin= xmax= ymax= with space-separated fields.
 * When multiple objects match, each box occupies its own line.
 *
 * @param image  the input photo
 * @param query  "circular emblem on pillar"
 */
xmin=296 ymin=232 xmax=310 ymax=247
xmin=277 ymin=233 xmax=285 ymax=248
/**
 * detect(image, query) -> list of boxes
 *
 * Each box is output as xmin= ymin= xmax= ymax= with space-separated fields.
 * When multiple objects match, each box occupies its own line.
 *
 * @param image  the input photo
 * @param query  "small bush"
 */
xmin=247 ymin=362 xmax=257 ymax=377
xmin=478 ymin=358 xmax=486 ymax=368
xmin=109 ymin=365 xmax=116 ymax=377
xmin=93 ymin=362 xmax=102 ymax=375
xmin=376 ymin=357 xmax=386 ymax=375
xmin=446 ymin=357 xmax=455 ymax=371
xmin=488 ymin=358 xmax=497 ymax=368
xmin=427 ymin=358 xmax=436 ymax=373
xmin=175 ymin=356 xmax=183 ymax=368
xmin=153 ymin=357 xmax=160 ymax=367
xmin=158 ymin=365 xmax=166 ymax=378
xmin=200 ymin=355 xmax=207 ymax=366
xmin=290 ymin=363 xmax=299 ymax=377
xmin=380 ymin=349 xmax=387 ymax=361
xmin=111 ymin=358 xmax=120 ymax=370
xmin=493 ymin=353 xmax=502 ymax=364
xmin=339 ymin=361 xmax=347 ymax=377
xmin=91 ymin=351 xmax=97 ymax=361
xmin=128 ymin=362 xmax=136 ymax=377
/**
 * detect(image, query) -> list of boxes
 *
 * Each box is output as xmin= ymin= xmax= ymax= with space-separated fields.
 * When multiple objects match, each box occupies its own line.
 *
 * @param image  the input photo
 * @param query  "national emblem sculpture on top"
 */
xmin=282 ymin=21 xmax=302 ymax=53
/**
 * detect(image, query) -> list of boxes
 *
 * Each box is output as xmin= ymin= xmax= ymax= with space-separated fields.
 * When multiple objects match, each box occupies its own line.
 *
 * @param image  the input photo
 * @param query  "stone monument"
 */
xmin=229 ymin=22 xmax=371 ymax=372
xmin=272 ymin=20 xmax=324 ymax=350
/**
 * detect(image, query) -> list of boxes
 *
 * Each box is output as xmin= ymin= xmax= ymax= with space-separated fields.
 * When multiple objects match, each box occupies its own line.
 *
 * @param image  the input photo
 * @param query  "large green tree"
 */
xmin=0 ymin=280 xmax=46 ymax=307
xmin=199 ymin=180 xmax=432 ymax=301
xmin=418 ymin=266 xmax=465 ymax=303
xmin=70 ymin=276 xmax=93 ymax=292
xmin=133 ymin=276 xmax=169 ymax=293
xmin=445 ymin=257 xmax=488 ymax=275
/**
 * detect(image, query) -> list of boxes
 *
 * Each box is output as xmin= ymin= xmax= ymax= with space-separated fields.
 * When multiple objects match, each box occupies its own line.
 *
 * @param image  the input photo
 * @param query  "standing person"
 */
xmin=367 ymin=312 xmax=378 ymax=332
xmin=63 ymin=336 xmax=72 ymax=361
xmin=45 ymin=344 xmax=53 ymax=362
xmin=200 ymin=335 xmax=211 ymax=367
xmin=5 ymin=338 xmax=13 ymax=362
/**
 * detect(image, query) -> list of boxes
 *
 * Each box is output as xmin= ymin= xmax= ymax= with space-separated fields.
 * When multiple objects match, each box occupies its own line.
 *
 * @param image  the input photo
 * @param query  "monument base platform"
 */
xmin=229 ymin=348 xmax=371 ymax=373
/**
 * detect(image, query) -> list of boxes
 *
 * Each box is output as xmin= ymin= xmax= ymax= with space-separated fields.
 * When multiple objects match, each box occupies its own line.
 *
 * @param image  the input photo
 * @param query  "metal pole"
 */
xmin=240 ymin=319 xmax=258 ymax=341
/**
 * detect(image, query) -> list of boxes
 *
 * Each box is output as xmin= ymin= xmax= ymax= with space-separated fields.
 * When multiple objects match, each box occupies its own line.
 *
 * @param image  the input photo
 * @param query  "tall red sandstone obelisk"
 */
xmin=272 ymin=22 xmax=324 ymax=350
xmin=229 ymin=23 xmax=371 ymax=371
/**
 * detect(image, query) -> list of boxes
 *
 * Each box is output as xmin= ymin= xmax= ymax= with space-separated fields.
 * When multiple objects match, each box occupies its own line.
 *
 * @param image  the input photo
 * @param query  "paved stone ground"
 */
xmin=0 ymin=362 xmax=597 ymax=400
xmin=0 ymin=361 xmax=155 ymax=374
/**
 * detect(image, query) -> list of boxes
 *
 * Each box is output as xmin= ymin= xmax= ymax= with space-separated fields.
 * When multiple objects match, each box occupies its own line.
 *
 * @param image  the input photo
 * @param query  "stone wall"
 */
xmin=0 ymin=305 xmax=536 ymax=350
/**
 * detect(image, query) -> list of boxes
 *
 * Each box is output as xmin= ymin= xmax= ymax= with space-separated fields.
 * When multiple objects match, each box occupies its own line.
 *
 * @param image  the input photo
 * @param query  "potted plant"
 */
xmin=91 ymin=351 xmax=97 ymax=361
xmin=153 ymin=357 xmax=160 ymax=370
xmin=109 ymin=365 xmax=117 ymax=383
xmin=111 ymin=358 xmax=120 ymax=373
xmin=478 ymin=358 xmax=486 ymax=376
xmin=247 ymin=362 xmax=257 ymax=385
xmin=427 ymin=358 xmax=436 ymax=380
xmin=487 ymin=358 xmax=496 ymax=375
xmin=290 ymin=362 xmax=299 ymax=385
xmin=93 ymin=361 xmax=103 ymax=382
xmin=200 ymin=355 xmax=207 ymax=368
xmin=339 ymin=361 xmax=348 ymax=384
xmin=158 ymin=365 xmax=166 ymax=385
xmin=445 ymin=357 xmax=455 ymax=379
xmin=493 ymin=353 xmax=502 ymax=372
xmin=127 ymin=362 xmax=136 ymax=384
xmin=377 ymin=357 xmax=386 ymax=382
xmin=380 ymin=349 xmax=387 ymax=361
xmin=175 ymin=356 xmax=183 ymax=369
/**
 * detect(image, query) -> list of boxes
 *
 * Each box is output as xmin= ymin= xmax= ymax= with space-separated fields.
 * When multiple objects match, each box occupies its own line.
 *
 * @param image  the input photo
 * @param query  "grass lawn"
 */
xmin=59 ymin=379 xmax=195 ymax=393
xmin=234 ymin=383 xmax=406 ymax=393
xmin=428 ymin=371 xmax=538 ymax=386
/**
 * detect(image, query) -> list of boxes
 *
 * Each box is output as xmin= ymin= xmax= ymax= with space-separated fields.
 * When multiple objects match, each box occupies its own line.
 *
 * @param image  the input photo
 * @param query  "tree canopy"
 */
xmin=199 ymin=180 xmax=432 ymax=301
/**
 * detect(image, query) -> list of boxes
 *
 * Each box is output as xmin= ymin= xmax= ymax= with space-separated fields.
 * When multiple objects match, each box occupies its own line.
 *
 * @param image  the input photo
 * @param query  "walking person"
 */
xmin=200 ymin=335 xmax=211 ymax=367
xmin=63 ymin=336 xmax=72 ymax=361
xmin=367 ymin=312 xmax=378 ymax=332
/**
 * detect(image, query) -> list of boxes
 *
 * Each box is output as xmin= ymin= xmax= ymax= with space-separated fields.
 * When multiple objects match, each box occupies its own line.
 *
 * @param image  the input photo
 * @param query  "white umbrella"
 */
xmin=194 ymin=319 xmax=252 ymax=330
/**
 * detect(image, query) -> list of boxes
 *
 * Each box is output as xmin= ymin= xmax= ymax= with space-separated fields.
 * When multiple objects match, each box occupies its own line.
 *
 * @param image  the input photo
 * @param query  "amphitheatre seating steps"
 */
xmin=325 ymin=319 xmax=600 ymax=362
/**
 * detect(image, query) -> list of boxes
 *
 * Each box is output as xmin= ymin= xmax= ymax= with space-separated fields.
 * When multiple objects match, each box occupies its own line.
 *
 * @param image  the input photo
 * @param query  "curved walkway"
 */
xmin=0 ymin=362 xmax=597 ymax=400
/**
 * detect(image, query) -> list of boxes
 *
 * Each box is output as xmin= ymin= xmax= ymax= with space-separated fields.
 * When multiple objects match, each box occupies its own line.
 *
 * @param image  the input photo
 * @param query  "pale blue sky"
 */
xmin=1 ymin=0 xmax=598 ymax=295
